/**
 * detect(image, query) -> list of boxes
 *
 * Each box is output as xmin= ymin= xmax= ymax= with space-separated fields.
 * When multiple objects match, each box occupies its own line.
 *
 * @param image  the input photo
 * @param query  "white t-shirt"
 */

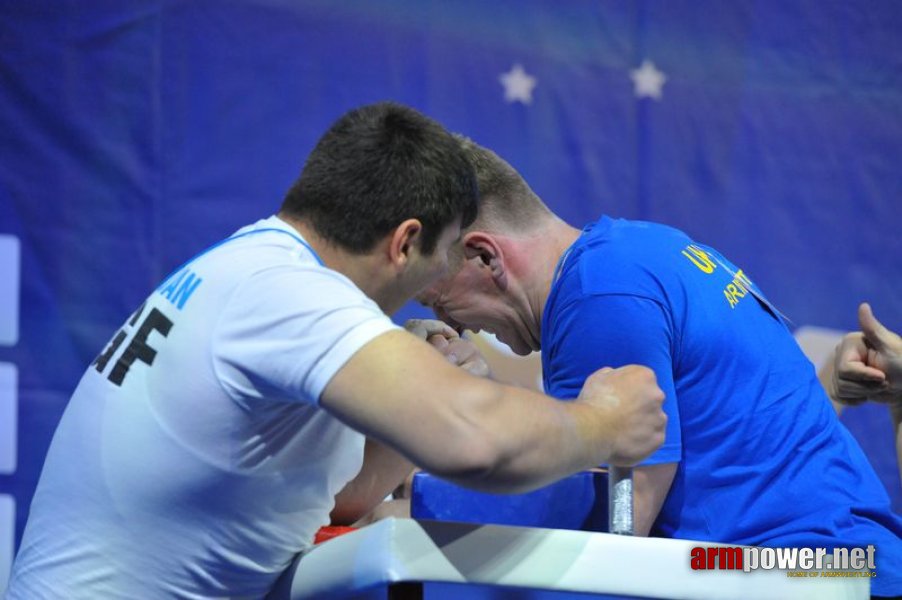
xmin=7 ymin=216 xmax=399 ymax=599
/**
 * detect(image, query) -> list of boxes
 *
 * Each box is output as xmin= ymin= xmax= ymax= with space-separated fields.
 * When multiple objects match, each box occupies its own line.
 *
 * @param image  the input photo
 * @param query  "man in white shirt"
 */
xmin=6 ymin=102 xmax=666 ymax=599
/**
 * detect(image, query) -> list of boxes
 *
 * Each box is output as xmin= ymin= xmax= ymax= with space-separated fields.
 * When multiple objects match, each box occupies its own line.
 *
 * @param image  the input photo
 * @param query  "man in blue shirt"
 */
xmin=418 ymin=136 xmax=901 ymax=596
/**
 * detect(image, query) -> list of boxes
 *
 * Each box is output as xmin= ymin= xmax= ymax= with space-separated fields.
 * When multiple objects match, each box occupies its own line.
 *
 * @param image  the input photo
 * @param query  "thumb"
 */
xmin=858 ymin=303 xmax=892 ymax=351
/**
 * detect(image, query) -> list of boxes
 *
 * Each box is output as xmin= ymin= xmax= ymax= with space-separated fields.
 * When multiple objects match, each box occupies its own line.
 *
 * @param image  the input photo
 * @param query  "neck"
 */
xmin=277 ymin=213 xmax=389 ymax=307
xmin=504 ymin=216 xmax=581 ymax=348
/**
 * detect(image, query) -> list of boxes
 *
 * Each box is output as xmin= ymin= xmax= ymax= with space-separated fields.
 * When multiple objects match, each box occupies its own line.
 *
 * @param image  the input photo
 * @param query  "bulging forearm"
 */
xmin=429 ymin=386 xmax=608 ymax=494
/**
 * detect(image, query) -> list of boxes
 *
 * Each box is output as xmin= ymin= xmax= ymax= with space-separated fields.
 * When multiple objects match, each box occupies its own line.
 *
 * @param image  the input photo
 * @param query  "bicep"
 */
xmin=319 ymin=329 xmax=500 ymax=476
xmin=213 ymin=267 xmax=398 ymax=404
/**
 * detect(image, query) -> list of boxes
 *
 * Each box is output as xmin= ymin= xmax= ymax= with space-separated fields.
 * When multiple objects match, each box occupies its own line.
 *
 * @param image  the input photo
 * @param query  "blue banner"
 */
xmin=1 ymin=2 xmax=900 ymax=580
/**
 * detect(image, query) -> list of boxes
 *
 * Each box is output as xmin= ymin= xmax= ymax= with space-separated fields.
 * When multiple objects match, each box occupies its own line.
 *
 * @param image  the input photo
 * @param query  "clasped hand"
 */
xmin=404 ymin=319 xmax=491 ymax=378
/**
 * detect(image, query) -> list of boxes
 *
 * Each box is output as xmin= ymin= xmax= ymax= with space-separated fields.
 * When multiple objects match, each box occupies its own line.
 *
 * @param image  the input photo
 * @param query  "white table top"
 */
xmin=268 ymin=518 xmax=868 ymax=599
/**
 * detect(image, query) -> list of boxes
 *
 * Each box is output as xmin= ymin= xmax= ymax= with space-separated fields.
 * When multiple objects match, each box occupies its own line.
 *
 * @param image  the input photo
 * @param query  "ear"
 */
xmin=462 ymin=231 xmax=507 ymax=287
xmin=387 ymin=218 xmax=422 ymax=267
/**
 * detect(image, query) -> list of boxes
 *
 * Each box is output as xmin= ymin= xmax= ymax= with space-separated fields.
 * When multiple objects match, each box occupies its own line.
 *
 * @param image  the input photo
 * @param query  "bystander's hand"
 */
xmin=831 ymin=303 xmax=902 ymax=405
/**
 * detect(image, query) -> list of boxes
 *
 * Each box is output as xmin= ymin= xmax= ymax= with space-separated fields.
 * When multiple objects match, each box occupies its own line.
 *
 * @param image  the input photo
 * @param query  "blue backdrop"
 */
xmin=1 ymin=0 xmax=900 ymax=574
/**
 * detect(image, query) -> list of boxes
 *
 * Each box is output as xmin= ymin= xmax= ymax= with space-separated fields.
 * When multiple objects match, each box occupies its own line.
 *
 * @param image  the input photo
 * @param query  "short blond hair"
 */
xmin=455 ymin=135 xmax=552 ymax=233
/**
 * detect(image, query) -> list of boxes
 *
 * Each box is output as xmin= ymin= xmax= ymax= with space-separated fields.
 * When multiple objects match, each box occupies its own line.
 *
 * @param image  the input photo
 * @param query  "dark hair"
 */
xmin=281 ymin=102 xmax=478 ymax=254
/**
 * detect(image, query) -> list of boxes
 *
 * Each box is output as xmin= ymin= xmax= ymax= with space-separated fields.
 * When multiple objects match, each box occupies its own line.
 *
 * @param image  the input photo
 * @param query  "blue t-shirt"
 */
xmin=542 ymin=217 xmax=901 ymax=594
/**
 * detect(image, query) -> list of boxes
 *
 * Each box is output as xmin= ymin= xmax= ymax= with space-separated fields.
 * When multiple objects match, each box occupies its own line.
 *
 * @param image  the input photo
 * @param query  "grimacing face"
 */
xmin=416 ymin=250 xmax=537 ymax=356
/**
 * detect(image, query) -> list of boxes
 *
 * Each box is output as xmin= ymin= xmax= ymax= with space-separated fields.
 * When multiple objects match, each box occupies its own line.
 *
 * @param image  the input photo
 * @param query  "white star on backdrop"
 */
xmin=499 ymin=64 xmax=537 ymax=105
xmin=630 ymin=60 xmax=667 ymax=100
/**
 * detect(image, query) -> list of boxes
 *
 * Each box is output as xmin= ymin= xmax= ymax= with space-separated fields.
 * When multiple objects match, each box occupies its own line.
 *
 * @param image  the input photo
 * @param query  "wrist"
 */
xmin=565 ymin=400 xmax=615 ymax=468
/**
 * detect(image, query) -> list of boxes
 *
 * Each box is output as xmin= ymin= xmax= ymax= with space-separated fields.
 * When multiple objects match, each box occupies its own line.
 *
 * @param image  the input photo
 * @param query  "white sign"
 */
xmin=0 ymin=236 xmax=20 ymax=347
xmin=0 ymin=494 xmax=13 ymax=594
xmin=0 ymin=364 xmax=16 ymax=475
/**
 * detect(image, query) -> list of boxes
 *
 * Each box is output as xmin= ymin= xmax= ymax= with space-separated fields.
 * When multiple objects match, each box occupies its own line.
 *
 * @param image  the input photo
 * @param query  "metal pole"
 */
xmin=608 ymin=466 xmax=634 ymax=535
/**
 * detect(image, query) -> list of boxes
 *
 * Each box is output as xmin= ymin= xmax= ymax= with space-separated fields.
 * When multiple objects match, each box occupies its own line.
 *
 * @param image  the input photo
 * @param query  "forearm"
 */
xmin=330 ymin=438 xmax=414 ymax=525
xmin=430 ymin=382 xmax=612 ymax=494
xmin=323 ymin=335 xmax=601 ymax=493
xmin=632 ymin=463 xmax=677 ymax=536
xmin=321 ymin=331 xmax=664 ymax=497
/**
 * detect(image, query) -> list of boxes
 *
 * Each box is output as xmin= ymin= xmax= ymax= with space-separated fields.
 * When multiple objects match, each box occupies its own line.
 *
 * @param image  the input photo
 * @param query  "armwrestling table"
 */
xmin=267 ymin=518 xmax=867 ymax=600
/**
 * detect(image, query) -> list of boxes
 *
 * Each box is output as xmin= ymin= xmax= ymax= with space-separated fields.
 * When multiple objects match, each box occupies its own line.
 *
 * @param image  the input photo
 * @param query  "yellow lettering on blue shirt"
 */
xmin=681 ymin=245 xmax=717 ymax=274
xmin=723 ymin=269 xmax=753 ymax=309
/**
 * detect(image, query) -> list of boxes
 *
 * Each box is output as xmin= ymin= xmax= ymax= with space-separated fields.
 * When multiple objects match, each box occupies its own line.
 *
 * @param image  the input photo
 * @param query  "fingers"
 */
xmin=858 ymin=302 xmax=902 ymax=360
xmin=833 ymin=332 xmax=885 ymax=383
xmin=859 ymin=303 xmax=891 ymax=352
xmin=419 ymin=331 xmax=492 ymax=378
xmin=831 ymin=306 xmax=902 ymax=404
xmin=836 ymin=360 xmax=886 ymax=384
xmin=404 ymin=318 xmax=460 ymax=341
xmin=408 ymin=319 xmax=485 ymax=375
xmin=460 ymin=360 xmax=491 ymax=378
xmin=833 ymin=378 xmax=888 ymax=405
xmin=427 ymin=333 xmax=450 ymax=350
xmin=442 ymin=337 xmax=491 ymax=378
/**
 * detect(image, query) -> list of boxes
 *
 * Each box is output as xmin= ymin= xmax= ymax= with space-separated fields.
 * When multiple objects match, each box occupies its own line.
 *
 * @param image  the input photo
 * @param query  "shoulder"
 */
xmin=562 ymin=218 xmax=694 ymax=299
xmin=189 ymin=218 xmax=346 ymax=293
xmin=198 ymin=223 xmax=385 ymax=330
